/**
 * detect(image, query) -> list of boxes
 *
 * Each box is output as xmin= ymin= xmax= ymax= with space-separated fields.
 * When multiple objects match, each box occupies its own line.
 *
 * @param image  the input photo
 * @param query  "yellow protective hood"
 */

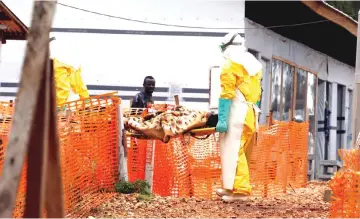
xmin=53 ymin=58 xmax=89 ymax=106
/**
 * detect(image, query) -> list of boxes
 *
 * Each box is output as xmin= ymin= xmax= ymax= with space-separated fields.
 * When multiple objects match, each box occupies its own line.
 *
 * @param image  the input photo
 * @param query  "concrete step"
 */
xmin=319 ymin=159 xmax=342 ymax=167
xmin=318 ymin=174 xmax=333 ymax=180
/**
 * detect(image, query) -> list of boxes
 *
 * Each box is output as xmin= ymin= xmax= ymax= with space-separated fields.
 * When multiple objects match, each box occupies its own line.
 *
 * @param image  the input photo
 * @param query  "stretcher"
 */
xmin=125 ymin=127 xmax=216 ymax=140
xmin=123 ymin=105 xmax=218 ymax=140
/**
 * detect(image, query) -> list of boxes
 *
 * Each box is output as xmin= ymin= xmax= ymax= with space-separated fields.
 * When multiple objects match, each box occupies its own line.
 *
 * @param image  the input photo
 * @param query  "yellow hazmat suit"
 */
xmin=215 ymin=32 xmax=262 ymax=202
xmin=53 ymin=58 xmax=90 ymax=106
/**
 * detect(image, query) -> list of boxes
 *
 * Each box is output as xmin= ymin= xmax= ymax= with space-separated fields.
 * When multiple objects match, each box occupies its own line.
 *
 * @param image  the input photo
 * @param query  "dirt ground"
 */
xmin=87 ymin=181 xmax=329 ymax=218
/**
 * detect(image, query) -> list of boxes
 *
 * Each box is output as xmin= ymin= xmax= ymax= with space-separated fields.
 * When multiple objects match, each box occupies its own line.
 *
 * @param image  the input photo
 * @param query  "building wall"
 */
xmin=245 ymin=18 xmax=354 ymax=84
xmin=0 ymin=0 xmax=246 ymax=110
xmin=0 ymin=33 xmax=2 ymax=63
xmin=245 ymin=18 xmax=355 ymax=177
xmin=0 ymin=0 xmax=355 ymax=176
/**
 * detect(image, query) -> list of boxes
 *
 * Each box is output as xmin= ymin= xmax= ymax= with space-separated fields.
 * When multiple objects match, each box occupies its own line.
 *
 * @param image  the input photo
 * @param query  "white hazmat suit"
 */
xmin=215 ymin=32 xmax=262 ymax=202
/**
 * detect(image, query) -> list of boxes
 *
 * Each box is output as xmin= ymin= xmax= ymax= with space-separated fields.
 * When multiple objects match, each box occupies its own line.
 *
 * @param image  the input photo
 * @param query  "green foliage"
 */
xmin=327 ymin=1 xmax=359 ymax=20
xmin=115 ymin=180 xmax=151 ymax=195
xmin=136 ymin=194 xmax=152 ymax=202
xmin=133 ymin=179 xmax=152 ymax=195
xmin=115 ymin=180 xmax=136 ymax=194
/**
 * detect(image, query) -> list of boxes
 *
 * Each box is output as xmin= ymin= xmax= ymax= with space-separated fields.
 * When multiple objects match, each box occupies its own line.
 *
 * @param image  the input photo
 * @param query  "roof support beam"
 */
xmin=301 ymin=0 xmax=357 ymax=36
xmin=352 ymin=10 xmax=360 ymax=148
xmin=0 ymin=2 xmax=28 ymax=40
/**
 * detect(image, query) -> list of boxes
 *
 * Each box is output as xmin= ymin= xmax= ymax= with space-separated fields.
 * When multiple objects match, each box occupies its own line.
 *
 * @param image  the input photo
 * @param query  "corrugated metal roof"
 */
xmin=0 ymin=1 xmax=28 ymax=41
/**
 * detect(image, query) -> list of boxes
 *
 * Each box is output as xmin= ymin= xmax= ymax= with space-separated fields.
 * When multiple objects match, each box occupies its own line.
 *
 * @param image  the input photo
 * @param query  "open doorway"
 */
xmin=316 ymin=79 xmax=326 ymax=172
xmin=347 ymin=89 xmax=353 ymax=148
xmin=336 ymin=84 xmax=346 ymax=161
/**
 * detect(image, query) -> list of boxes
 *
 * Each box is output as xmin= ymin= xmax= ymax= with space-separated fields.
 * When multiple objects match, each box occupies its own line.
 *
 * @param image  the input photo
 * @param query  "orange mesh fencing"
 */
xmin=249 ymin=121 xmax=309 ymax=196
xmin=127 ymin=120 xmax=309 ymax=199
xmin=127 ymin=138 xmax=147 ymax=182
xmin=0 ymin=94 xmax=120 ymax=218
xmin=287 ymin=121 xmax=309 ymax=188
xmin=152 ymin=138 xmax=192 ymax=197
xmin=188 ymin=136 xmax=221 ymax=199
xmin=329 ymin=149 xmax=360 ymax=218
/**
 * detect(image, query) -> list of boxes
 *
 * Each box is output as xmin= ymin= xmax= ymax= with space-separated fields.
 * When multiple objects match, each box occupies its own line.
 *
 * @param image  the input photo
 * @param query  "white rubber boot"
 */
xmin=216 ymin=188 xmax=232 ymax=197
xmin=222 ymin=193 xmax=249 ymax=202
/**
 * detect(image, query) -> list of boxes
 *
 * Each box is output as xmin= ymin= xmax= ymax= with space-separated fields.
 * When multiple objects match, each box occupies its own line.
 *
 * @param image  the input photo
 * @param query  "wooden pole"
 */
xmin=44 ymin=59 xmax=65 ymax=218
xmin=0 ymin=1 xmax=59 ymax=218
xmin=174 ymin=95 xmax=180 ymax=106
xmin=268 ymin=111 xmax=274 ymax=127
xmin=118 ymin=105 xmax=128 ymax=182
xmin=23 ymin=57 xmax=49 ymax=217
xmin=352 ymin=10 xmax=360 ymax=149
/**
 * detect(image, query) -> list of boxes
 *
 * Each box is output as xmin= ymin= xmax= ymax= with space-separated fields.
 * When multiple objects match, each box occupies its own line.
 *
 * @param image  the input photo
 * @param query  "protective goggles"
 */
xmin=219 ymin=33 xmax=245 ymax=52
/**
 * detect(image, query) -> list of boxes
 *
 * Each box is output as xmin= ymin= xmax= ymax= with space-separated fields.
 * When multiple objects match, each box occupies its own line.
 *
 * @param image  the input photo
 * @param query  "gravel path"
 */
xmin=87 ymin=181 xmax=329 ymax=218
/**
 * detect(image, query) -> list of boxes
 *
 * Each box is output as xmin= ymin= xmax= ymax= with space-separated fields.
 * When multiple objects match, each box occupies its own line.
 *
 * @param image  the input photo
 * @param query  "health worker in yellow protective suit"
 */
xmin=53 ymin=59 xmax=90 ymax=105
xmin=50 ymin=39 xmax=90 ymax=106
xmin=215 ymin=32 xmax=262 ymax=202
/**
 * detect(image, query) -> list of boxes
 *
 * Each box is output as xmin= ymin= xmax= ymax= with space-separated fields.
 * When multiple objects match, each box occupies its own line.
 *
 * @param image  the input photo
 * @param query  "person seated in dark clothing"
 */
xmin=131 ymin=76 xmax=156 ymax=108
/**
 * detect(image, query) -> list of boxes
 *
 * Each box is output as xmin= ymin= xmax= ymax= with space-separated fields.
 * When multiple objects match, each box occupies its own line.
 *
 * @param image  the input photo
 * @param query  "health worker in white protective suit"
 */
xmin=215 ymin=32 xmax=262 ymax=202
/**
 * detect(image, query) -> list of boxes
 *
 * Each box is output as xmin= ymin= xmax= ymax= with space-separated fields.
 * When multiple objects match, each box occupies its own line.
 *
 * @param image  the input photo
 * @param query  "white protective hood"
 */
xmin=221 ymin=33 xmax=262 ymax=77
xmin=50 ymin=36 xmax=81 ymax=102
xmin=50 ymin=36 xmax=81 ymax=70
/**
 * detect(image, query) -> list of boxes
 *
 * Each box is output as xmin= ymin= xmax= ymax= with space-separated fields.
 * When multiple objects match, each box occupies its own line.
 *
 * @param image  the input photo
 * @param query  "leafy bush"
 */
xmin=115 ymin=180 xmax=136 ymax=194
xmin=115 ymin=180 xmax=151 ymax=195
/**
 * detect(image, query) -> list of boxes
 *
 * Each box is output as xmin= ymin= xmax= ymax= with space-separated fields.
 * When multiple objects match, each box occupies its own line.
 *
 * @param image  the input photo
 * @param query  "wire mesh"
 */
xmin=0 ymin=97 xmax=311 ymax=217
xmin=127 ymin=138 xmax=147 ymax=182
xmin=329 ymin=148 xmax=360 ymax=218
xmin=0 ymin=94 xmax=120 ymax=218
xmin=287 ymin=121 xmax=309 ymax=188
xmin=127 ymin=121 xmax=309 ymax=199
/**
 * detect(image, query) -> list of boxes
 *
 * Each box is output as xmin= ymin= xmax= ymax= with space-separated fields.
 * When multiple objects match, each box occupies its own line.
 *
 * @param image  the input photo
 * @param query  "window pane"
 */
xmin=307 ymin=73 xmax=316 ymax=118
xmin=281 ymin=64 xmax=294 ymax=121
xmin=259 ymin=58 xmax=271 ymax=125
xmin=307 ymin=73 xmax=316 ymax=153
xmin=307 ymin=73 xmax=316 ymax=130
xmin=294 ymin=69 xmax=307 ymax=122
xmin=271 ymin=59 xmax=282 ymax=120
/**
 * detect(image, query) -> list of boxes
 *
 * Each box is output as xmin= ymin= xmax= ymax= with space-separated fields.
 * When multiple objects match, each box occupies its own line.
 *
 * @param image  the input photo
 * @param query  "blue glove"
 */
xmin=216 ymin=98 xmax=232 ymax=133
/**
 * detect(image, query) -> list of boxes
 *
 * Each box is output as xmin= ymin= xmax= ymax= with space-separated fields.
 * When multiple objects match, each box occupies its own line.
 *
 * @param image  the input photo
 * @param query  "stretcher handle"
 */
xmin=174 ymin=95 xmax=180 ymax=106
xmin=190 ymin=134 xmax=212 ymax=140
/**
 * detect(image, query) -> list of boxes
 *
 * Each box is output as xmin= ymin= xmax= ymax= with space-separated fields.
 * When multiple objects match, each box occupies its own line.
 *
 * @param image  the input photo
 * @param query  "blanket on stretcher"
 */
xmin=124 ymin=106 xmax=212 ymax=143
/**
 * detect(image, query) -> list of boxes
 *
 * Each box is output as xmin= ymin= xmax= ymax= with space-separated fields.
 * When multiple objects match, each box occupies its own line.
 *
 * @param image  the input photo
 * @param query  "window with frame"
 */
xmin=270 ymin=57 xmax=317 ymax=148
xmin=259 ymin=57 xmax=271 ymax=125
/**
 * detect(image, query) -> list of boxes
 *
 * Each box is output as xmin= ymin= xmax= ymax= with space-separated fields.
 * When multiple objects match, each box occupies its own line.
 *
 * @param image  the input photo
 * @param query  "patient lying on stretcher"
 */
xmin=124 ymin=106 xmax=217 ymax=143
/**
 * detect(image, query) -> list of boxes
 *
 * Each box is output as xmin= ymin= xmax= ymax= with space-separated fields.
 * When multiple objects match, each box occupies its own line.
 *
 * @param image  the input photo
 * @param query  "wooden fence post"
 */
xmin=0 ymin=1 xmax=61 ymax=218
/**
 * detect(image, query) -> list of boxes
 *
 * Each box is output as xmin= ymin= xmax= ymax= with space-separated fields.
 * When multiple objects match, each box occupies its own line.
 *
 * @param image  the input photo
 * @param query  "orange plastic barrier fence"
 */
xmin=0 ymin=94 xmax=120 ymax=218
xmin=329 ymin=149 xmax=360 ymax=218
xmin=127 ymin=121 xmax=309 ymax=199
